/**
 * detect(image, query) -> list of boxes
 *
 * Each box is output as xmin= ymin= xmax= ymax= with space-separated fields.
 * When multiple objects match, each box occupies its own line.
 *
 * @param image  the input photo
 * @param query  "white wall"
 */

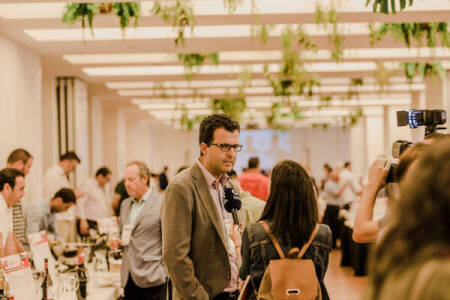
xmin=0 ymin=33 xmax=43 ymax=201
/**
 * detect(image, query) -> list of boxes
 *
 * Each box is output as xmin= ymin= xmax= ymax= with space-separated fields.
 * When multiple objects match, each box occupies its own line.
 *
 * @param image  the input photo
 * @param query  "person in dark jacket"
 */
xmin=237 ymin=160 xmax=332 ymax=300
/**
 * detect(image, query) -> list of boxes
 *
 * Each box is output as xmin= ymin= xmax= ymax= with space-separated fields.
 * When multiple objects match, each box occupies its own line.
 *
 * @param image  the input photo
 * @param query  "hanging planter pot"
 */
xmin=99 ymin=3 xmax=113 ymax=14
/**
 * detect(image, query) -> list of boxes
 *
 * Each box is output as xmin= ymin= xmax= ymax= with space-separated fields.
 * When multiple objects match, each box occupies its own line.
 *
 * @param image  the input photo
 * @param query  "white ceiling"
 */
xmin=0 ymin=0 xmax=449 ymax=128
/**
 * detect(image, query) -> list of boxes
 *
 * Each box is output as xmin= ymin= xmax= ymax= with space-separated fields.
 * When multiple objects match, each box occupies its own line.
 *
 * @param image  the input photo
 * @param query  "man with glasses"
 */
xmin=162 ymin=114 xmax=243 ymax=300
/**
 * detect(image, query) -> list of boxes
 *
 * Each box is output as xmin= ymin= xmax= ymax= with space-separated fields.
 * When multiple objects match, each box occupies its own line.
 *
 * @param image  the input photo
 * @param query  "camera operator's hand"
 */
xmin=367 ymin=158 xmax=389 ymax=191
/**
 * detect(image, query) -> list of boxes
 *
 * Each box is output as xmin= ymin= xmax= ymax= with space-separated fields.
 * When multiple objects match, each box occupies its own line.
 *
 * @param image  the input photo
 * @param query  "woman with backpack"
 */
xmin=235 ymin=160 xmax=332 ymax=300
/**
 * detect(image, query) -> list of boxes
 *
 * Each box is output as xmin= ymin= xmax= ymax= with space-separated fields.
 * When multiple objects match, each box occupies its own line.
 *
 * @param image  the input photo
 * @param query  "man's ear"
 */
xmin=200 ymin=143 xmax=208 ymax=156
xmin=3 ymin=183 xmax=12 ymax=194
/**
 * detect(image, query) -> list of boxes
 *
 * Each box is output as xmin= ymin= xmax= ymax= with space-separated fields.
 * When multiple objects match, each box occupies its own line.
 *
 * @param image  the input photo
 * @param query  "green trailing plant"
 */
xmin=62 ymin=2 xmax=141 ymax=38
xmin=402 ymin=62 xmax=446 ymax=82
xmin=211 ymin=97 xmax=247 ymax=122
xmin=266 ymin=102 xmax=303 ymax=130
xmin=62 ymin=3 xmax=99 ymax=36
xmin=178 ymin=53 xmax=219 ymax=80
xmin=366 ymin=0 xmax=415 ymax=14
xmin=342 ymin=108 xmax=364 ymax=127
xmin=264 ymin=26 xmax=320 ymax=99
xmin=373 ymin=62 xmax=396 ymax=93
xmin=112 ymin=2 xmax=141 ymax=36
xmin=238 ymin=66 xmax=253 ymax=96
xmin=312 ymin=123 xmax=330 ymax=130
xmin=315 ymin=3 xmax=345 ymax=63
xmin=370 ymin=22 xmax=450 ymax=48
xmin=223 ymin=0 xmax=244 ymax=14
xmin=179 ymin=105 xmax=205 ymax=130
xmin=151 ymin=0 xmax=196 ymax=46
xmin=347 ymin=78 xmax=364 ymax=100
xmin=251 ymin=24 xmax=273 ymax=44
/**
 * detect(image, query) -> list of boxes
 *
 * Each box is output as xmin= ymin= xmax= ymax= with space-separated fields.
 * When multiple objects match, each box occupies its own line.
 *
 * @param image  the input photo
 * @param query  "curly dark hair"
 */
xmin=199 ymin=114 xmax=240 ymax=146
xmin=369 ymin=139 xmax=450 ymax=299
xmin=259 ymin=160 xmax=318 ymax=246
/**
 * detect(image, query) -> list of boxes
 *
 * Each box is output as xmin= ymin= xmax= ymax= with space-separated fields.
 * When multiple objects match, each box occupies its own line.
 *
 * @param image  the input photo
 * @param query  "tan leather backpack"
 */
xmin=257 ymin=221 xmax=321 ymax=300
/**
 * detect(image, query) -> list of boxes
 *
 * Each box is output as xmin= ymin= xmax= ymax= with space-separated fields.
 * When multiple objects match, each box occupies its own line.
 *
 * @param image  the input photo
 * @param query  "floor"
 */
xmin=324 ymin=249 xmax=369 ymax=300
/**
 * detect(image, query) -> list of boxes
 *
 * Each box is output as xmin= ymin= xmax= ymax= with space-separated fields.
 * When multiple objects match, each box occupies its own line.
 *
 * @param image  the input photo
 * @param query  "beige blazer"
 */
xmin=162 ymin=163 xmax=237 ymax=300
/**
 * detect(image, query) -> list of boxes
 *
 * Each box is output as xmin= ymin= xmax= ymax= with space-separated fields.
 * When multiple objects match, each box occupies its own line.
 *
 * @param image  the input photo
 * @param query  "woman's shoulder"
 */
xmin=313 ymin=224 xmax=332 ymax=248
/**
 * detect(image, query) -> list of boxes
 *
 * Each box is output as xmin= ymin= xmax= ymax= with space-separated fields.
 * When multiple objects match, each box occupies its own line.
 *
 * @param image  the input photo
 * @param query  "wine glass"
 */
xmin=58 ymin=272 xmax=79 ymax=299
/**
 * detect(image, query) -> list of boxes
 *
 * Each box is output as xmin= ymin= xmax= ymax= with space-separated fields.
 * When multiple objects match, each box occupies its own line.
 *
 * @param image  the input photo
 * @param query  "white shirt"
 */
xmin=43 ymin=164 xmax=74 ymax=220
xmin=77 ymin=178 xmax=112 ymax=221
xmin=339 ymin=169 xmax=360 ymax=204
xmin=0 ymin=194 xmax=13 ymax=247
xmin=324 ymin=180 xmax=345 ymax=207
xmin=43 ymin=164 xmax=70 ymax=198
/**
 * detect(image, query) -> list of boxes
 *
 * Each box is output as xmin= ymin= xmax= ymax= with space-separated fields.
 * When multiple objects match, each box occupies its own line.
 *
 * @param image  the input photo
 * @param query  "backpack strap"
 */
xmin=297 ymin=224 xmax=320 ymax=259
xmin=259 ymin=221 xmax=285 ymax=259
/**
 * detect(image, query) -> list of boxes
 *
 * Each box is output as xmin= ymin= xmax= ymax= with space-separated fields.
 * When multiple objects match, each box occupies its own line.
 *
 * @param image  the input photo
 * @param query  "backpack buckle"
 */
xmin=286 ymin=288 xmax=301 ymax=296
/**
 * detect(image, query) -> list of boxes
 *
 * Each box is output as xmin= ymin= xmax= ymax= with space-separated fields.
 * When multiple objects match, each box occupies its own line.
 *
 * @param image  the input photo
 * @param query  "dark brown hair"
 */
xmin=248 ymin=157 xmax=259 ymax=169
xmin=199 ymin=114 xmax=240 ymax=146
xmin=0 ymin=168 xmax=25 ymax=191
xmin=259 ymin=160 xmax=318 ymax=246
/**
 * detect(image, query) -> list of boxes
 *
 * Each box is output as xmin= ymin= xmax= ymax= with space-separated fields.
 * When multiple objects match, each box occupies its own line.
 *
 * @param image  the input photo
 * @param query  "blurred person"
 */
xmin=237 ymin=160 xmax=332 ymax=300
xmin=0 ymin=168 xmax=26 ymax=256
xmin=238 ymin=157 xmax=269 ymax=201
xmin=176 ymin=166 xmax=188 ymax=174
xmin=158 ymin=166 xmax=169 ymax=191
xmin=118 ymin=161 xmax=167 ymax=300
xmin=322 ymin=171 xmax=348 ymax=248
xmin=43 ymin=151 xmax=81 ymax=198
xmin=340 ymin=161 xmax=362 ymax=207
xmin=24 ymin=188 xmax=76 ymax=238
xmin=367 ymin=139 xmax=450 ymax=300
xmin=228 ymin=169 xmax=265 ymax=227
xmin=112 ymin=179 xmax=129 ymax=217
xmin=43 ymin=151 xmax=81 ymax=242
xmin=320 ymin=163 xmax=333 ymax=190
xmin=77 ymin=167 xmax=112 ymax=236
xmin=353 ymin=143 xmax=429 ymax=243
xmin=162 ymin=114 xmax=242 ymax=300
xmin=6 ymin=148 xmax=33 ymax=248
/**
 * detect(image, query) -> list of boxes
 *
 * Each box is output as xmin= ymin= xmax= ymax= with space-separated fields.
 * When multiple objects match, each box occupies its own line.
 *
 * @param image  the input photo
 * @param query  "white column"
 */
xmin=0 ymin=32 xmax=43 ymax=201
xmin=74 ymin=79 xmax=90 ymax=184
xmin=363 ymin=107 xmax=384 ymax=169
xmin=89 ymin=97 xmax=103 ymax=174
xmin=349 ymin=116 xmax=366 ymax=179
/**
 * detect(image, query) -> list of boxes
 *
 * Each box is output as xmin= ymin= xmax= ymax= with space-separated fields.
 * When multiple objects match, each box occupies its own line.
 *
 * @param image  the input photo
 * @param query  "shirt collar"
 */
xmin=131 ymin=187 xmax=153 ymax=205
xmin=56 ymin=164 xmax=66 ymax=175
xmin=196 ymin=160 xmax=228 ymax=189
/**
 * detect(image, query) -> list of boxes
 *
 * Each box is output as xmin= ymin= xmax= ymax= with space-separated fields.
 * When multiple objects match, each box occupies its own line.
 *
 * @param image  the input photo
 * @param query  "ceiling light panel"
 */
xmin=106 ymin=79 xmax=269 ymax=89
xmin=25 ymin=23 xmax=369 ymax=42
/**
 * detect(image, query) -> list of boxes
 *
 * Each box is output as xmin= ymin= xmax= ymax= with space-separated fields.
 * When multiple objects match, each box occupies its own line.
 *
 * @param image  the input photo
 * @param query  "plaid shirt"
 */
xmin=12 ymin=200 xmax=28 ymax=248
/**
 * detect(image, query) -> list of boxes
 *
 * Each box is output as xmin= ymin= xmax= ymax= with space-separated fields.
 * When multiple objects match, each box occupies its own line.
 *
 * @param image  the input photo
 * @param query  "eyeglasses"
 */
xmin=210 ymin=143 xmax=243 ymax=152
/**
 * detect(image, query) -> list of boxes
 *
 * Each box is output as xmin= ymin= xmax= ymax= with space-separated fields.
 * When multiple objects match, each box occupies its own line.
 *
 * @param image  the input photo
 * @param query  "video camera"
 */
xmin=386 ymin=109 xmax=447 ymax=182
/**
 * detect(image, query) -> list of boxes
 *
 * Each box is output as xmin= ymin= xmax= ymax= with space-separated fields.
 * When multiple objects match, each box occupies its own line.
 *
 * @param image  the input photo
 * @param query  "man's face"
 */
xmin=52 ymin=198 xmax=74 ymax=213
xmin=22 ymin=157 xmax=34 ymax=175
xmin=4 ymin=176 xmax=25 ymax=207
xmin=201 ymin=128 xmax=240 ymax=176
xmin=69 ymin=160 xmax=78 ymax=173
xmin=97 ymin=173 xmax=112 ymax=186
xmin=124 ymin=164 xmax=148 ymax=200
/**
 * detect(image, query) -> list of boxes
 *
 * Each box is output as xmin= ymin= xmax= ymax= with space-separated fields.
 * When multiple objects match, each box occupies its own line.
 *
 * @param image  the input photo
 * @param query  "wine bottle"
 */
xmin=76 ymin=256 xmax=87 ymax=300
xmin=41 ymin=259 xmax=53 ymax=300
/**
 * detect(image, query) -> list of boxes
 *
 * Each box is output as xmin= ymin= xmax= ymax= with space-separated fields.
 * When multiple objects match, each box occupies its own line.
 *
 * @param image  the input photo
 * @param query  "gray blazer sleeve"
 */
xmin=161 ymin=182 xmax=209 ymax=300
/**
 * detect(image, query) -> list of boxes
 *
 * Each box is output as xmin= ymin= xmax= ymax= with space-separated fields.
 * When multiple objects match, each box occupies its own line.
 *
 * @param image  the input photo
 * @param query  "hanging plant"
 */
xmin=210 ymin=97 xmax=247 ymax=122
xmin=264 ymin=26 xmax=320 ymax=100
xmin=370 ymin=22 xmax=450 ymax=48
xmin=62 ymin=3 xmax=100 ymax=37
xmin=342 ymin=108 xmax=364 ymax=127
xmin=315 ymin=3 xmax=345 ymax=63
xmin=179 ymin=105 xmax=205 ymax=130
xmin=347 ymin=78 xmax=364 ymax=100
xmin=373 ymin=62 xmax=396 ymax=93
xmin=366 ymin=0 xmax=415 ymax=14
xmin=151 ymin=0 xmax=196 ymax=46
xmin=237 ymin=66 xmax=253 ymax=96
xmin=266 ymin=102 xmax=303 ymax=130
xmin=223 ymin=0 xmax=244 ymax=14
xmin=251 ymin=24 xmax=273 ymax=44
xmin=112 ymin=2 xmax=141 ymax=36
xmin=402 ymin=62 xmax=446 ymax=82
xmin=178 ymin=53 xmax=219 ymax=80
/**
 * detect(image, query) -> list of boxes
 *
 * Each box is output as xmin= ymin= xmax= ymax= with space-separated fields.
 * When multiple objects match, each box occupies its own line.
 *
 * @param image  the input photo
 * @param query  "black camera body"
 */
xmin=386 ymin=109 xmax=447 ymax=183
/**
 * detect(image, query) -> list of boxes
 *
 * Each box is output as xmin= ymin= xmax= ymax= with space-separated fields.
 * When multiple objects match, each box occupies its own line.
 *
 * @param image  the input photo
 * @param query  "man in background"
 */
xmin=77 ymin=167 xmax=112 ymax=236
xmin=6 ymin=148 xmax=33 ymax=248
xmin=239 ymin=157 xmax=269 ymax=201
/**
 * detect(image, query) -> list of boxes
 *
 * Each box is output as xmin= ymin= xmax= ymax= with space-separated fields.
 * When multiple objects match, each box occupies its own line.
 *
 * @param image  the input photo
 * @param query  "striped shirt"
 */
xmin=12 ymin=200 xmax=28 ymax=248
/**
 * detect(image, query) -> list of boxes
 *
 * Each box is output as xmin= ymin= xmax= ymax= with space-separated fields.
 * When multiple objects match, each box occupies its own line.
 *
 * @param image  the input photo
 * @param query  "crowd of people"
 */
xmin=0 ymin=113 xmax=448 ymax=300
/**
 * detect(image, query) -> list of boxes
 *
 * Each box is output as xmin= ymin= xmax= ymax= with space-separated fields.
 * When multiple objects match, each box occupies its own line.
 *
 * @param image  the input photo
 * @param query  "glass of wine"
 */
xmin=58 ymin=272 xmax=79 ymax=299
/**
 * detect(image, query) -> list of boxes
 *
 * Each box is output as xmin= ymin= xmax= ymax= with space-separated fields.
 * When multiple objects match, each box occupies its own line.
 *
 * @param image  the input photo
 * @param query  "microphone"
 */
xmin=224 ymin=188 xmax=242 ymax=230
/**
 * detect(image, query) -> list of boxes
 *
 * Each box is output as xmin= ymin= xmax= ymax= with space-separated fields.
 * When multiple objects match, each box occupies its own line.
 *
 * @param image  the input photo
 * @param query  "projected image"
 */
xmin=236 ymin=130 xmax=292 ymax=173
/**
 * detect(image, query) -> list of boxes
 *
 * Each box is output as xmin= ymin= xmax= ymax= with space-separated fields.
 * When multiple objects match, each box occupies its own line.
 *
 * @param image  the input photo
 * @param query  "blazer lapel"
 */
xmin=191 ymin=164 xmax=228 ymax=249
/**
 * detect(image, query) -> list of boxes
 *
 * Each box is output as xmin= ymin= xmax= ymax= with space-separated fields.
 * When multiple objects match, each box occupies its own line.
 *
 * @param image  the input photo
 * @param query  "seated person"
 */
xmin=24 ymin=188 xmax=76 ymax=239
